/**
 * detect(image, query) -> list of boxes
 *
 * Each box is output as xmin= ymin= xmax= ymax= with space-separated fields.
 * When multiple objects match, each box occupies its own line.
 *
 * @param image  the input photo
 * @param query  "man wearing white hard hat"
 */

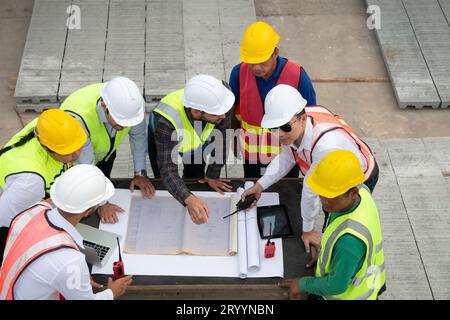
xmin=148 ymin=75 xmax=235 ymax=225
xmin=0 ymin=165 xmax=132 ymax=300
xmin=61 ymin=77 xmax=155 ymax=224
xmin=242 ymin=84 xmax=379 ymax=257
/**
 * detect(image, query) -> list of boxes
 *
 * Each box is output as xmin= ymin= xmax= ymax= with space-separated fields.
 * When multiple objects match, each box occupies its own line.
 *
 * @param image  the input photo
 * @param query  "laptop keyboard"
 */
xmin=83 ymin=240 xmax=110 ymax=261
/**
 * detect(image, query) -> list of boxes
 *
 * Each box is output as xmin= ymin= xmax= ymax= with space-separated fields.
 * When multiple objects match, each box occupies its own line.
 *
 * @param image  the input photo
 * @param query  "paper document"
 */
xmin=92 ymin=189 xmax=284 ymax=278
xmin=124 ymin=194 xmax=238 ymax=256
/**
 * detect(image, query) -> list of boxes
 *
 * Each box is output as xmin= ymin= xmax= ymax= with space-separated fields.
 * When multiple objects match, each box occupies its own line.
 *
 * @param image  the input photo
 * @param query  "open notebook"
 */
xmin=124 ymin=194 xmax=238 ymax=256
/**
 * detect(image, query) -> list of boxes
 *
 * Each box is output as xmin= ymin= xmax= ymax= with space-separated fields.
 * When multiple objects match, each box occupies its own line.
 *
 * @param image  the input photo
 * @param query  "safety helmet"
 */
xmin=261 ymin=84 xmax=307 ymax=129
xmin=50 ymin=164 xmax=115 ymax=214
xmin=36 ymin=109 xmax=87 ymax=155
xmin=240 ymin=21 xmax=280 ymax=64
xmin=100 ymin=76 xmax=145 ymax=127
xmin=306 ymin=150 xmax=365 ymax=198
xmin=182 ymin=74 xmax=235 ymax=115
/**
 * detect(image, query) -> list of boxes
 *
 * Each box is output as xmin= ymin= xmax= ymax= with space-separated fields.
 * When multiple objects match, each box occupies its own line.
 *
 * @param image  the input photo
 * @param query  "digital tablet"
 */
xmin=257 ymin=204 xmax=294 ymax=239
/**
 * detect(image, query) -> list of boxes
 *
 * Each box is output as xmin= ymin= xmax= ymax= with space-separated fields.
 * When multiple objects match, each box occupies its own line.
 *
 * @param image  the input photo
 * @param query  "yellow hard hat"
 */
xmin=306 ymin=150 xmax=365 ymax=198
xmin=36 ymin=109 xmax=87 ymax=155
xmin=240 ymin=21 xmax=280 ymax=64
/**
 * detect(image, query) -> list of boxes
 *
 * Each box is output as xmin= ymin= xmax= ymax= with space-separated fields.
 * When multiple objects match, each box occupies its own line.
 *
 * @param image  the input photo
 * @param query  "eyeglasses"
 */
xmin=269 ymin=110 xmax=305 ymax=133
xmin=270 ymin=119 xmax=295 ymax=133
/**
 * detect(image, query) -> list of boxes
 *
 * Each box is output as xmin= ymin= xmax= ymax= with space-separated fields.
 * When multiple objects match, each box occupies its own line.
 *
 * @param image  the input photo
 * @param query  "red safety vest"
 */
xmin=235 ymin=60 xmax=302 ymax=164
xmin=290 ymin=106 xmax=376 ymax=179
xmin=0 ymin=202 xmax=79 ymax=300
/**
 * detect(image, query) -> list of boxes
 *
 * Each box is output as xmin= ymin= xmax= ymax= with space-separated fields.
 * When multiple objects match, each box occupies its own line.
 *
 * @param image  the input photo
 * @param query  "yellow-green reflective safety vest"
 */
xmin=316 ymin=187 xmax=386 ymax=300
xmin=153 ymin=89 xmax=215 ymax=157
xmin=0 ymin=119 xmax=67 ymax=198
xmin=61 ymin=83 xmax=130 ymax=163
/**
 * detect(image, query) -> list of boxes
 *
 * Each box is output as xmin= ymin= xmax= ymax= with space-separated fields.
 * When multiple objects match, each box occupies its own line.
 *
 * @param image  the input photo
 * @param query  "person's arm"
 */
xmin=155 ymin=115 xmax=192 ymax=205
xmin=0 ymin=173 xmax=45 ymax=228
xmin=205 ymin=109 xmax=231 ymax=179
xmin=299 ymin=68 xmax=317 ymax=106
xmin=229 ymin=64 xmax=240 ymax=107
xmin=257 ymin=145 xmax=297 ymax=190
xmin=299 ymin=234 xmax=366 ymax=297
xmin=128 ymin=117 xmax=148 ymax=172
xmin=302 ymin=130 xmax=367 ymax=232
xmin=53 ymin=254 xmax=114 ymax=300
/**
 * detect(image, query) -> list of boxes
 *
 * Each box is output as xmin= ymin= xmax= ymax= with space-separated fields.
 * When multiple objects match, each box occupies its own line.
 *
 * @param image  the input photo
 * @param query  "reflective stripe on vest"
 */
xmin=153 ymin=89 xmax=216 ymax=157
xmin=0 ymin=204 xmax=79 ymax=300
xmin=315 ymin=188 xmax=385 ymax=300
xmin=290 ymin=106 xmax=376 ymax=179
xmin=235 ymin=60 xmax=301 ymax=163
xmin=61 ymin=83 xmax=130 ymax=163
xmin=0 ymin=120 xmax=68 ymax=198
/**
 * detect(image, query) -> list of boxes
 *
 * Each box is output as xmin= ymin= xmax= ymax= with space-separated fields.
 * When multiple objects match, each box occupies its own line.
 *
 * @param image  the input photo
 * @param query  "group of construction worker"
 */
xmin=0 ymin=21 xmax=385 ymax=300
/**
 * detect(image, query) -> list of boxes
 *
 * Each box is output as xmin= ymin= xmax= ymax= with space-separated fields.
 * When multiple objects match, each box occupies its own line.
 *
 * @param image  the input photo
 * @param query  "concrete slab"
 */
xmin=103 ymin=0 xmax=145 ymax=92
xmin=59 ymin=0 xmax=109 ymax=99
xmin=403 ymin=0 xmax=450 ymax=108
xmin=368 ymin=0 xmax=441 ymax=109
xmin=422 ymin=137 xmax=450 ymax=173
xmin=15 ymin=0 xmax=70 ymax=106
xmin=145 ymin=0 xmax=185 ymax=100
xmin=219 ymin=0 xmax=256 ymax=78
xmin=183 ymin=0 xmax=225 ymax=81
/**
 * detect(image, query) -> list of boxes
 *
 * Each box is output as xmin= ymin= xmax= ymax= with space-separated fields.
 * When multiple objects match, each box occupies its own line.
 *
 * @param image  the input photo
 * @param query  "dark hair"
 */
xmin=0 ymin=130 xmax=35 ymax=157
xmin=295 ymin=109 xmax=306 ymax=118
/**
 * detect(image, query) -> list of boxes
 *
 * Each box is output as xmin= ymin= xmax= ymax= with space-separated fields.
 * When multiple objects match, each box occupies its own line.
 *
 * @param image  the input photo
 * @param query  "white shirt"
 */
xmin=13 ymin=208 xmax=113 ymax=300
xmin=0 ymin=173 xmax=45 ymax=228
xmin=68 ymin=102 xmax=148 ymax=172
xmin=258 ymin=118 xmax=367 ymax=232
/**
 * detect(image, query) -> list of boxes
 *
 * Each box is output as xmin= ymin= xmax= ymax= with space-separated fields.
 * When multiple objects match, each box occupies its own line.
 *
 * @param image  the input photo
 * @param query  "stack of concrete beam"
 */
xmin=15 ymin=0 xmax=256 ymax=112
xmin=367 ymin=0 xmax=450 ymax=108
xmin=59 ymin=0 xmax=109 ymax=100
xmin=14 ymin=0 xmax=71 ymax=112
xmin=104 ymin=0 xmax=146 ymax=92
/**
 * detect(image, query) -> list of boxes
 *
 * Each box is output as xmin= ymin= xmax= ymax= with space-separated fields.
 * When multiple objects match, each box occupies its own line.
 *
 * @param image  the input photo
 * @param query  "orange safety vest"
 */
xmin=0 ymin=202 xmax=79 ymax=300
xmin=235 ymin=60 xmax=302 ymax=164
xmin=290 ymin=106 xmax=376 ymax=179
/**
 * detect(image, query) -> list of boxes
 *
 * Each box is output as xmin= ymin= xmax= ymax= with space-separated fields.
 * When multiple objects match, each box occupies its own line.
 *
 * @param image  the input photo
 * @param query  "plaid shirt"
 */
xmin=155 ymin=107 xmax=231 ymax=205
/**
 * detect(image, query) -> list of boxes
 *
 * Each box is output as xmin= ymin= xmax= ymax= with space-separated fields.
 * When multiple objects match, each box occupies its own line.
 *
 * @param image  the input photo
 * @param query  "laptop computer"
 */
xmin=76 ymin=223 xmax=121 ymax=267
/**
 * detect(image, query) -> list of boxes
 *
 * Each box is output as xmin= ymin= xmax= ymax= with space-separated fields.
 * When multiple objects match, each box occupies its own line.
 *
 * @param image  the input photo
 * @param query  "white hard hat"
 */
xmin=50 ymin=164 xmax=115 ymax=214
xmin=100 ymin=76 xmax=145 ymax=127
xmin=182 ymin=74 xmax=235 ymax=115
xmin=261 ymin=84 xmax=307 ymax=129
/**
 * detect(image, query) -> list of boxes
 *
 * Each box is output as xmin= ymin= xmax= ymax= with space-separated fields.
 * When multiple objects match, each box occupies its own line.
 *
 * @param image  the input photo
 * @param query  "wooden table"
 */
xmin=87 ymin=178 xmax=314 ymax=299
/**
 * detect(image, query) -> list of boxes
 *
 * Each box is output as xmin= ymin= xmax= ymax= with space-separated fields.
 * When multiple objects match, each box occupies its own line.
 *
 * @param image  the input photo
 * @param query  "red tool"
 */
xmin=264 ymin=222 xmax=276 ymax=259
xmin=113 ymin=237 xmax=125 ymax=280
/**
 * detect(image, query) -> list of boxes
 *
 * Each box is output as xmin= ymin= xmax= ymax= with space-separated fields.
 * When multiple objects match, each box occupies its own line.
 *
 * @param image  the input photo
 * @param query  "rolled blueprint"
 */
xmin=236 ymin=187 xmax=248 ymax=278
xmin=244 ymin=181 xmax=261 ymax=273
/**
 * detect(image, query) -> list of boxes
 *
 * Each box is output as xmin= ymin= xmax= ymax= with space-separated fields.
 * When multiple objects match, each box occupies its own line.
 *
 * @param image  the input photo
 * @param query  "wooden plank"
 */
xmin=145 ymin=0 xmax=185 ymax=101
xmin=103 ymin=0 xmax=146 ymax=92
xmin=120 ymin=284 xmax=288 ymax=300
xmin=366 ymin=0 xmax=440 ymax=108
xmin=183 ymin=0 xmax=225 ymax=81
xmin=14 ymin=0 xmax=71 ymax=109
xmin=403 ymin=0 xmax=450 ymax=108
xmin=58 ymin=0 xmax=109 ymax=100
xmin=218 ymin=0 xmax=256 ymax=79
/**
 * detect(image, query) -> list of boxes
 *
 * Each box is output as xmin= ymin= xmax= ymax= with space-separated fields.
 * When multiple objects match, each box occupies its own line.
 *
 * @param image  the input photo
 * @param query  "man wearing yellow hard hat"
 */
xmin=280 ymin=150 xmax=386 ymax=300
xmin=230 ymin=21 xmax=316 ymax=178
xmin=0 ymin=109 xmax=87 ymax=264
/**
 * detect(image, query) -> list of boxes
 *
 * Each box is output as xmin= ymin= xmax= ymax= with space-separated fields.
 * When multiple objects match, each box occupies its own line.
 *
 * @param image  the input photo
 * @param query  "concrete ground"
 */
xmin=1 ymin=0 xmax=450 ymax=300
